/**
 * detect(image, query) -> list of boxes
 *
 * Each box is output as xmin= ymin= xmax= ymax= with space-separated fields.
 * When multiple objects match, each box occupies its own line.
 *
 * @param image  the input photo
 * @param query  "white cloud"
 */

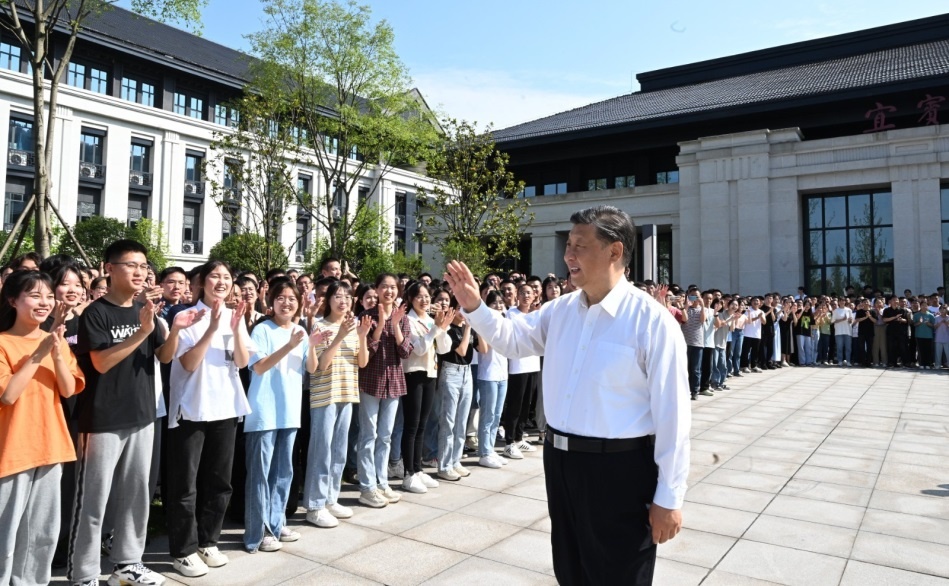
xmin=411 ymin=68 xmax=619 ymax=130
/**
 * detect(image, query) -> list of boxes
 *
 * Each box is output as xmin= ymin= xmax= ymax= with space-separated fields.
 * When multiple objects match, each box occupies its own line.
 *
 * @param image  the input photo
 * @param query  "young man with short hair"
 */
xmin=67 ymin=240 xmax=203 ymax=586
xmin=832 ymin=296 xmax=854 ymax=366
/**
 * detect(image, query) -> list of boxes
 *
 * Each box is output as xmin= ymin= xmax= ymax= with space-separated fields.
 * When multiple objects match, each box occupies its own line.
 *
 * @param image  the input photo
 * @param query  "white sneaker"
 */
xmin=197 ymin=546 xmax=228 ymax=568
xmin=306 ymin=508 xmax=339 ymax=528
xmin=378 ymin=485 xmax=402 ymax=503
xmin=516 ymin=440 xmax=536 ymax=452
xmin=173 ymin=553 xmax=209 ymax=578
xmin=503 ymin=444 xmax=524 ymax=459
xmin=780 ymin=361 xmax=790 ymax=367
xmin=421 ymin=458 xmax=438 ymax=468
xmin=279 ymin=527 xmax=301 ymax=542
xmin=437 ymin=468 xmax=461 ymax=481
xmin=402 ymin=473 xmax=428 ymax=494
xmin=108 ymin=562 xmax=166 ymax=586
xmin=417 ymin=472 xmax=440 ymax=488
xmin=326 ymin=502 xmax=353 ymax=519
xmin=464 ymin=436 xmax=478 ymax=451
xmin=479 ymin=455 xmax=502 ymax=469
xmin=495 ymin=453 xmax=509 ymax=466
xmin=358 ymin=489 xmax=388 ymax=508
xmin=454 ymin=464 xmax=471 ymax=477
xmin=258 ymin=535 xmax=282 ymax=552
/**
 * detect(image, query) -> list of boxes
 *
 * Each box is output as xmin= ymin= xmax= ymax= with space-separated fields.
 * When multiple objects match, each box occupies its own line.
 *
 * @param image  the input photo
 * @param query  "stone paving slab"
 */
xmin=50 ymin=365 xmax=949 ymax=584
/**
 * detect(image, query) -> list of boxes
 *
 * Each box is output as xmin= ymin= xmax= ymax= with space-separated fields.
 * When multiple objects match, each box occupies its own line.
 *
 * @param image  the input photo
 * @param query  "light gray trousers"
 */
xmin=0 ymin=463 xmax=62 ymax=586
xmin=66 ymin=423 xmax=153 ymax=583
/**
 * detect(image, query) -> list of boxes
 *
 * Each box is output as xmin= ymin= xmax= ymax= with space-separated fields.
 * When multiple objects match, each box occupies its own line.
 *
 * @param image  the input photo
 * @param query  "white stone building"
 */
xmin=0 ymin=6 xmax=432 ymax=268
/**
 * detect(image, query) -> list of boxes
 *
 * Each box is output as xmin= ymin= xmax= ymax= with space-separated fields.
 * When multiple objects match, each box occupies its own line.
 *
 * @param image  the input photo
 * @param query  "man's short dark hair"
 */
xmin=159 ymin=266 xmax=186 ymax=282
xmin=320 ymin=257 xmax=340 ymax=270
xmin=104 ymin=239 xmax=147 ymax=263
xmin=266 ymin=268 xmax=286 ymax=282
xmin=570 ymin=205 xmax=636 ymax=266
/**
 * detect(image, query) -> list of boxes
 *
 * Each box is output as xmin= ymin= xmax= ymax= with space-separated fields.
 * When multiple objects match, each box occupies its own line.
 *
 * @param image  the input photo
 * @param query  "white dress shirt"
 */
xmin=464 ymin=279 xmax=691 ymax=509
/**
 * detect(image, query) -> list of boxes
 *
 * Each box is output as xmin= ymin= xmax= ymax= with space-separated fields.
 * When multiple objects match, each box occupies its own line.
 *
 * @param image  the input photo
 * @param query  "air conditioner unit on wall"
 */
xmin=130 ymin=173 xmax=144 ymax=185
xmin=331 ymin=206 xmax=340 ymax=221
xmin=394 ymin=216 xmax=404 ymax=226
xmin=8 ymin=152 xmax=24 ymax=166
xmin=182 ymin=241 xmax=195 ymax=254
xmin=80 ymin=163 xmax=96 ymax=178
xmin=185 ymin=183 xmax=196 ymax=194
xmin=295 ymin=254 xmax=305 ymax=263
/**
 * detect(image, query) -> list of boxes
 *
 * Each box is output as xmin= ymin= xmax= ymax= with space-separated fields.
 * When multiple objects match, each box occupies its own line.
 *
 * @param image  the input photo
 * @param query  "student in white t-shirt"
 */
xmin=165 ymin=261 xmax=252 ymax=578
xmin=831 ymin=296 xmax=854 ymax=366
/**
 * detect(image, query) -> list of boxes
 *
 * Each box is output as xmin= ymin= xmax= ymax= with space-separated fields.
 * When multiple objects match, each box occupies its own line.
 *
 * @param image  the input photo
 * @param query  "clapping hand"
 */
xmin=355 ymin=314 xmax=373 ymax=338
xmin=230 ymin=301 xmax=247 ymax=332
xmin=288 ymin=328 xmax=306 ymax=348
xmin=50 ymin=300 xmax=71 ymax=330
xmin=173 ymin=307 xmax=207 ymax=331
xmin=390 ymin=303 xmax=407 ymax=326
xmin=434 ymin=308 xmax=455 ymax=330
xmin=208 ymin=298 xmax=224 ymax=331
xmin=309 ymin=327 xmax=333 ymax=346
xmin=138 ymin=299 xmax=162 ymax=334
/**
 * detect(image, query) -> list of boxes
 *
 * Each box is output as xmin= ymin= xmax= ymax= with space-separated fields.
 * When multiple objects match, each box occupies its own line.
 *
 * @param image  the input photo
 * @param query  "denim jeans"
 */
xmin=244 ymin=428 xmax=296 ymax=550
xmin=686 ymin=346 xmax=703 ymax=394
xmin=356 ymin=392 xmax=399 ymax=492
xmin=437 ymin=362 xmax=473 ymax=471
xmin=711 ymin=348 xmax=727 ymax=387
xmin=303 ymin=403 xmax=352 ymax=511
xmin=797 ymin=335 xmax=812 ymax=365
xmin=390 ymin=401 xmax=404 ymax=463
xmin=835 ymin=335 xmax=852 ymax=364
xmin=477 ymin=378 xmax=508 ymax=457
xmin=730 ymin=331 xmax=744 ymax=374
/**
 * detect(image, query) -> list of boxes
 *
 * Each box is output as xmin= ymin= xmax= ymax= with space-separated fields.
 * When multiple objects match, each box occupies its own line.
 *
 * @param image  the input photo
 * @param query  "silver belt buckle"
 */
xmin=553 ymin=433 xmax=569 ymax=451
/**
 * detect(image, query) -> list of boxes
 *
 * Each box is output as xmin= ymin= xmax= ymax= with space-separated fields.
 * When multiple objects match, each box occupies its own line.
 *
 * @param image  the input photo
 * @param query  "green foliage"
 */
xmin=129 ymin=0 xmax=208 ymax=34
xmin=209 ymin=233 xmax=289 ymax=277
xmin=248 ymin=0 xmax=439 ymax=262
xmin=418 ymin=119 xmax=532 ymax=275
xmin=53 ymin=216 xmax=169 ymax=268
xmin=392 ymin=250 xmax=428 ymax=277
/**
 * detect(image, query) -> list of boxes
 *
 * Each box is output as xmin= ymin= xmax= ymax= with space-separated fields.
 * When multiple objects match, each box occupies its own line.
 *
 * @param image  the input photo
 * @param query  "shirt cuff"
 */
xmin=461 ymin=301 xmax=490 ymax=326
xmin=653 ymin=482 xmax=686 ymax=510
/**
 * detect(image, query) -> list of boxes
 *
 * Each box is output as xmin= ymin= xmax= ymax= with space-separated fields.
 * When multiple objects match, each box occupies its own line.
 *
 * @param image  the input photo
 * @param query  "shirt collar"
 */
xmin=579 ymin=278 xmax=629 ymax=317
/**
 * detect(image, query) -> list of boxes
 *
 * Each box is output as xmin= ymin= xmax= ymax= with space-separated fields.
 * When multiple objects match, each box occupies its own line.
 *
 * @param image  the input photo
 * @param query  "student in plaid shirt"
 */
xmin=354 ymin=273 xmax=413 ymax=509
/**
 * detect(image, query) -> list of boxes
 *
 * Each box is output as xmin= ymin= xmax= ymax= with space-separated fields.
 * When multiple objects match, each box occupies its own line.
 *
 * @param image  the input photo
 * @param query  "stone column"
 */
xmin=641 ymin=223 xmax=658 ymax=282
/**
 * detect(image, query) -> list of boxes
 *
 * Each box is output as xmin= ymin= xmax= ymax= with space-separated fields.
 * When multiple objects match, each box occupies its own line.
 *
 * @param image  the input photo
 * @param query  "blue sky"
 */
xmin=122 ymin=0 xmax=948 ymax=129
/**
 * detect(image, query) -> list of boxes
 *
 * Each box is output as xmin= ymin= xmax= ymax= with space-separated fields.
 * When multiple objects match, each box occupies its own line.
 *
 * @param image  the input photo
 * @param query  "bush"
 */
xmin=209 ymin=233 xmax=288 ymax=277
xmin=54 ymin=216 xmax=169 ymax=269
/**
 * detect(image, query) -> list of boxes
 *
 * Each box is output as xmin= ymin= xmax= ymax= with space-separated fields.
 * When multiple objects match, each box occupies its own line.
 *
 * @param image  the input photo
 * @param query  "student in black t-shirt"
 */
xmin=882 ymin=296 xmax=909 ymax=368
xmin=66 ymin=240 xmax=204 ymax=586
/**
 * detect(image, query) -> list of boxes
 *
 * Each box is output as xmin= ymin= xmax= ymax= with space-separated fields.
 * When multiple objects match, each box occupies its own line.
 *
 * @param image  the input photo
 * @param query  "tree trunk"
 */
xmin=31 ymin=0 xmax=51 ymax=258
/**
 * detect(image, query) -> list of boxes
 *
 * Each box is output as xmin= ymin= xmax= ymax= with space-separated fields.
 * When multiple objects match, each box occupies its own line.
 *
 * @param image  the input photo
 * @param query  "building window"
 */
xmin=79 ymin=131 xmax=104 ymax=180
xmin=656 ymin=170 xmax=679 ymax=184
xmin=942 ymin=186 xmax=949 ymax=294
xmin=657 ymin=231 xmax=672 ymax=285
xmin=519 ymin=186 xmax=536 ymax=198
xmin=804 ymin=191 xmax=894 ymax=296
xmin=543 ymin=182 xmax=567 ymax=195
xmin=395 ymin=191 xmax=407 ymax=249
xmin=174 ymin=91 xmax=204 ymax=120
xmin=0 ymin=41 xmax=20 ymax=72
xmin=3 ymin=191 xmax=26 ymax=231
xmin=324 ymin=135 xmax=338 ymax=156
xmin=182 ymin=202 xmax=202 ymax=253
xmin=121 ymin=78 xmax=155 ymax=107
xmin=8 ymin=118 xmax=33 ymax=152
xmin=128 ymin=195 xmax=148 ymax=228
xmin=295 ymin=219 xmax=309 ymax=260
xmin=358 ymin=186 xmax=370 ymax=204
xmin=76 ymin=190 xmax=100 ymax=222
xmin=67 ymin=62 xmax=108 ymax=94
xmin=587 ymin=178 xmax=607 ymax=191
xmin=130 ymin=143 xmax=150 ymax=173
xmin=615 ymin=175 xmax=636 ymax=189
xmin=221 ymin=206 xmax=238 ymax=241
xmin=214 ymin=104 xmax=240 ymax=127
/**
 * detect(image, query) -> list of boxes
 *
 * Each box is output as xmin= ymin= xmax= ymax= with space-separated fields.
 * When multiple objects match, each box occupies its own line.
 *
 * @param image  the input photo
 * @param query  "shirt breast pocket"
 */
xmin=590 ymin=341 xmax=641 ymax=389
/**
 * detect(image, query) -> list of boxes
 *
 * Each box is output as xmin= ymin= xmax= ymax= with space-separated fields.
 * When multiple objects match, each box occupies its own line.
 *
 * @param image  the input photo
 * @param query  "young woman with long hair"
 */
xmin=399 ymin=282 xmax=452 ymax=493
xmin=0 ymin=270 xmax=84 ymax=585
xmin=304 ymin=280 xmax=370 ymax=527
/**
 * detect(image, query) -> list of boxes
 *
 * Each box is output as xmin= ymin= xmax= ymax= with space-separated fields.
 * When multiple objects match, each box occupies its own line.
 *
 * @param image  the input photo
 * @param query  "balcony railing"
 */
xmin=184 ymin=180 xmax=205 ymax=196
xmin=129 ymin=171 xmax=153 ymax=186
xmin=79 ymin=162 xmax=106 ymax=180
xmin=7 ymin=149 xmax=34 ymax=167
xmin=181 ymin=240 xmax=203 ymax=255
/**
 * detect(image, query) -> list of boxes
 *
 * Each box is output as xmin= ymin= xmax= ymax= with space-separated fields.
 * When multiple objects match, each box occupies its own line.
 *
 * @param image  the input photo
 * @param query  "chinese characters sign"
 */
xmin=864 ymin=94 xmax=945 ymax=133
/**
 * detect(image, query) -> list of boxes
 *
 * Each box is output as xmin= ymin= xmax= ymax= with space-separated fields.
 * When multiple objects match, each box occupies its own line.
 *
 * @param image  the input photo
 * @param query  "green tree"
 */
xmin=248 ymin=0 xmax=439 ymax=264
xmin=206 ymin=94 xmax=304 ymax=275
xmin=209 ymin=233 xmax=289 ymax=277
xmin=418 ymin=119 xmax=533 ymax=277
xmin=0 ymin=0 xmax=205 ymax=259
xmin=128 ymin=218 xmax=171 ymax=270
xmin=56 ymin=216 xmax=126 ymax=264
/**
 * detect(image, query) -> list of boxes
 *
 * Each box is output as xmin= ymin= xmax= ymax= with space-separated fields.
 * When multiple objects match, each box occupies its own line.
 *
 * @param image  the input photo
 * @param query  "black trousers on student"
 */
xmin=165 ymin=418 xmax=238 ymax=558
xmin=759 ymin=331 xmax=774 ymax=366
xmin=917 ymin=338 xmax=934 ymax=367
xmin=741 ymin=337 xmax=761 ymax=369
xmin=544 ymin=429 xmax=657 ymax=585
xmin=886 ymin=330 xmax=908 ymax=367
xmin=503 ymin=372 xmax=535 ymax=444
xmin=402 ymin=371 xmax=436 ymax=475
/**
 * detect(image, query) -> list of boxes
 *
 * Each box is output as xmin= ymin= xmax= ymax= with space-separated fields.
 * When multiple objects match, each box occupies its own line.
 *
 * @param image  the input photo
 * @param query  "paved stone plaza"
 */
xmin=55 ymin=365 xmax=949 ymax=585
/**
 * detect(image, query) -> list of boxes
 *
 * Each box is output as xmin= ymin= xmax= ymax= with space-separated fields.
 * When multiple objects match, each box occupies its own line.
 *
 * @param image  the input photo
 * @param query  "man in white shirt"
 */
xmin=445 ymin=205 xmax=690 ymax=586
xmin=832 ymin=297 xmax=854 ymax=366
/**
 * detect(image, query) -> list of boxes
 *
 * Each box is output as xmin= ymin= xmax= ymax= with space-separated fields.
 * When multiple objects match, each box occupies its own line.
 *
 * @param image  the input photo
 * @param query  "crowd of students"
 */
xmin=649 ymin=281 xmax=949 ymax=400
xmin=0 ymin=247 xmax=558 ymax=586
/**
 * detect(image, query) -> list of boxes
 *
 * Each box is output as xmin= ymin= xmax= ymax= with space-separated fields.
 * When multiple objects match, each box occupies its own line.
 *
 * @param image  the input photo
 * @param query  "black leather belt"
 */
xmin=545 ymin=427 xmax=654 ymax=453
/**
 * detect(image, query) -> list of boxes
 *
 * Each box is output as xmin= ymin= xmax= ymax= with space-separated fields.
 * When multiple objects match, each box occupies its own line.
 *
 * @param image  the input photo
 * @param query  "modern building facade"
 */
xmin=493 ymin=14 xmax=949 ymax=296
xmin=0 ymin=6 xmax=431 ymax=268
